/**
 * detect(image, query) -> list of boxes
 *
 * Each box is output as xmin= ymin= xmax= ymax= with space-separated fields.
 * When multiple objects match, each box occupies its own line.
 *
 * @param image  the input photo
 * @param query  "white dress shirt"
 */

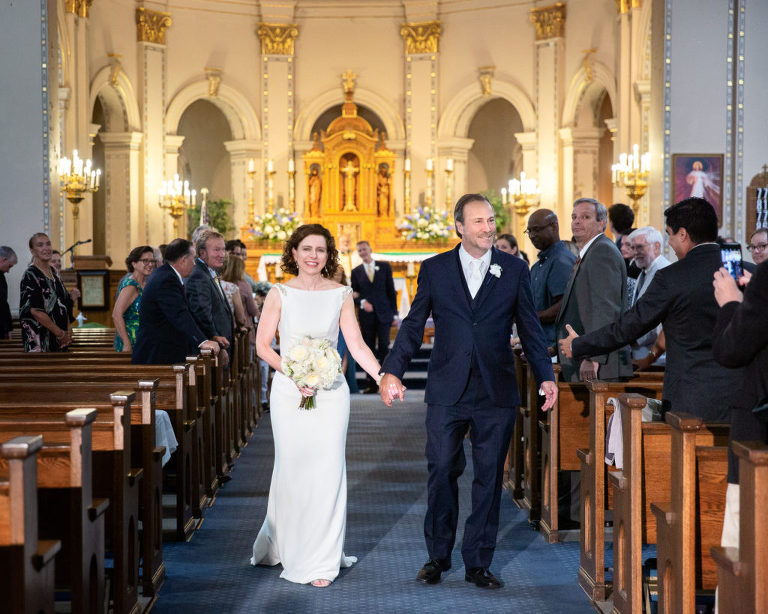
xmin=459 ymin=245 xmax=492 ymax=298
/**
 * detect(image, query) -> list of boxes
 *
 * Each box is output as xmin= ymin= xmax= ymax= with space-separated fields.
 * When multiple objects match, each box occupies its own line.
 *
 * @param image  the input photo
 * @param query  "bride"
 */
xmin=250 ymin=224 xmax=385 ymax=587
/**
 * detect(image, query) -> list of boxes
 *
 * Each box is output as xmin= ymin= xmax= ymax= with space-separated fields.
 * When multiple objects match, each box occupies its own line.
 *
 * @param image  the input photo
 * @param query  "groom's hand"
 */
xmin=539 ymin=381 xmax=558 ymax=412
xmin=379 ymin=373 xmax=405 ymax=407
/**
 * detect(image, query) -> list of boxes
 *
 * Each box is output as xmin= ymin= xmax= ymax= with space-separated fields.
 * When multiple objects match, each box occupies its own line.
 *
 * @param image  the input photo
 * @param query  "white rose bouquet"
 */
xmin=281 ymin=336 xmax=342 ymax=409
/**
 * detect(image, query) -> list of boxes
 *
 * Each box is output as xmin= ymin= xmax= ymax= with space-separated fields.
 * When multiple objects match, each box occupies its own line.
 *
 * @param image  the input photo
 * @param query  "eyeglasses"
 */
xmin=524 ymin=222 xmax=553 ymax=235
xmin=137 ymin=259 xmax=156 ymax=266
xmin=747 ymin=243 xmax=768 ymax=253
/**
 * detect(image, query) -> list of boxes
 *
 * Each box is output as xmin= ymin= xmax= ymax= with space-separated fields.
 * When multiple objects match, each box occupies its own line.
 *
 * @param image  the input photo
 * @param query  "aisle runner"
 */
xmin=153 ymin=392 xmax=594 ymax=614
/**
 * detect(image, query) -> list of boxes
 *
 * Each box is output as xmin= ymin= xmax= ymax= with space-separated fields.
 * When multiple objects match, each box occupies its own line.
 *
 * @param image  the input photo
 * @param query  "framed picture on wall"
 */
xmin=77 ymin=271 xmax=108 ymax=310
xmin=671 ymin=154 xmax=724 ymax=221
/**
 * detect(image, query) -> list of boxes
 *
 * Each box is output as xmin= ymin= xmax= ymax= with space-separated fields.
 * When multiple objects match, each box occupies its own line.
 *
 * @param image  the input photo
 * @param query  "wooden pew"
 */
xmin=0 ymin=409 xmax=110 ymax=614
xmin=578 ymin=379 xmax=664 ymax=601
xmin=521 ymin=361 xmax=545 ymax=521
xmin=651 ymin=412 xmax=729 ymax=614
xmin=711 ymin=441 xmax=768 ymax=614
xmin=0 ymin=394 xmax=141 ymax=614
xmin=0 ymin=435 xmax=61 ymax=614
xmin=504 ymin=350 xmax=527 ymax=502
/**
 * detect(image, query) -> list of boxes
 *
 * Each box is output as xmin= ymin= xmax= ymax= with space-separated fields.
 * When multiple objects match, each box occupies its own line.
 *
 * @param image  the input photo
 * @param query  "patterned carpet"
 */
xmin=151 ymin=391 xmax=595 ymax=614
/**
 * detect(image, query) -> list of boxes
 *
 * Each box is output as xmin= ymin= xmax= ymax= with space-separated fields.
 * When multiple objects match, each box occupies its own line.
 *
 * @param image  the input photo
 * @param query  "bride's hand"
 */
xmin=297 ymin=385 xmax=314 ymax=397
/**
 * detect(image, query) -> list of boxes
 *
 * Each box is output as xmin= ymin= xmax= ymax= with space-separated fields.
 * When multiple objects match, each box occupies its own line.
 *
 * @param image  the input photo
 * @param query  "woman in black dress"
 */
xmin=19 ymin=233 xmax=72 ymax=352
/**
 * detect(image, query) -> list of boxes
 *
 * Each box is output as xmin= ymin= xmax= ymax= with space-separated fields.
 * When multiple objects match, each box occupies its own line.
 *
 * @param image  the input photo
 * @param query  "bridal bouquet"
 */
xmin=281 ymin=337 xmax=342 ymax=409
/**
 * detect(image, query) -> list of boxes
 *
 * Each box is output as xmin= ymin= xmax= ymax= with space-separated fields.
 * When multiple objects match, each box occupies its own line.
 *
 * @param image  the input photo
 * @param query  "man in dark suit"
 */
xmin=0 ymin=246 xmax=17 ymax=339
xmin=351 ymin=240 xmax=398 ymax=393
xmin=186 ymin=230 xmax=234 ymax=357
xmin=132 ymin=238 xmax=220 ymax=364
xmin=555 ymin=197 xmax=632 ymax=382
xmin=380 ymin=194 xmax=557 ymax=589
xmin=559 ymin=197 xmax=743 ymax=422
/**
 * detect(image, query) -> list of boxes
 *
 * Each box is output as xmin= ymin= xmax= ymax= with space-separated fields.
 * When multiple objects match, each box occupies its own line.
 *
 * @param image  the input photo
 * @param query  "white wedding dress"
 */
xmin=250 ymin=284 xmax=358 ymax=584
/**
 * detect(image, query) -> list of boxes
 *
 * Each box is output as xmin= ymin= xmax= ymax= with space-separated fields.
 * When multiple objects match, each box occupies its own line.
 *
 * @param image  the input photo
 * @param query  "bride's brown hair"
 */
xmin=281 ymin=224 xmax=339 ymax=278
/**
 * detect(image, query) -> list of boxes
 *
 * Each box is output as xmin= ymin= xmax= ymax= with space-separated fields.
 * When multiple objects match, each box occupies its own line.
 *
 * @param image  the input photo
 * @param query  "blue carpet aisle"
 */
xmin=152 ymin=391 xmax=595 ymax=614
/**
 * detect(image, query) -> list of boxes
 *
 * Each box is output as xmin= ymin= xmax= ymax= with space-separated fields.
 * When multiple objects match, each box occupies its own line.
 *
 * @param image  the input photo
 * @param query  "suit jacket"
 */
xmin=712 ymin=260 xmax=768 ymax=482
xmin=132 ymin=263 xmax=207 ymax=364
xmin=572 ymin=243 xmax=743 ymax=422
xmin=186 ymin=260 xmax=234 ymax=350
xmin=631 ymin=254 xmax=672 ymax=358
xmin=556 ymin=233 xmax=632 ymax=382
xmin=381 ymin=245 xmax=554 ymax=408
xmin=350 ymin=260 xmax=398 ymax=323
xmin=0 ymin=272 xmax=11 ymax=337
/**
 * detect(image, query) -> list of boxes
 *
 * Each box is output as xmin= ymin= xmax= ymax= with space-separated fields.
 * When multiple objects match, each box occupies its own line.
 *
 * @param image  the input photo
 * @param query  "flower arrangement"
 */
xmin=249 ymin=208 xmax=301 ymax=242
xmin=281 ymin=336 xmax=342 ymax=409
xmin=398 ymin=207 xmax=454 ymax=242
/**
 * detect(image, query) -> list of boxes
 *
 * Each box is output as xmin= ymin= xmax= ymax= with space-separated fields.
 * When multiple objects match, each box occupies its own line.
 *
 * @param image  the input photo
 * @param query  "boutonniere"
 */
xmin=489 ymin=264 xmax=502 ymax=278
xmin=375 ymin=266 xmax=380 ymax=271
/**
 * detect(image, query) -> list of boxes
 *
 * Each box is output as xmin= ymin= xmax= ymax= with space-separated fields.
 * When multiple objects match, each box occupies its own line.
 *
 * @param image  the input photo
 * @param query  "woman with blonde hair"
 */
xmin=221 ymin=254 xmax=257 ymax=347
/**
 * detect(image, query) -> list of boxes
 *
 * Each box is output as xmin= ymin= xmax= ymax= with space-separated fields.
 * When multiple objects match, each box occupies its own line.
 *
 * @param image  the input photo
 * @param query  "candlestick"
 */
xmin=426 ymin=158 xmax=433 ymax=172
xmin=287 ymin=159 xmax=296 ymax=211
xmin=404 ymin=161 xmax=411 ymax=214
xmin=247 ymin=159 xmax=257 ymax=223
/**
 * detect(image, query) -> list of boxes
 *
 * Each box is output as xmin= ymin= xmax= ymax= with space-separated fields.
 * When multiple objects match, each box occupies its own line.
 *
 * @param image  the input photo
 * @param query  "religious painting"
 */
xmin=672 ymin=154 xmax=724 ymax=220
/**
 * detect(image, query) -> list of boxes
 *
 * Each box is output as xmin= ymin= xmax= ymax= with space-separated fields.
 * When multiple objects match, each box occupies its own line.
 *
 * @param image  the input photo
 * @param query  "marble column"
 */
xmin=136 ymin=7 xmax=172 ymax=246
xmin=530 ymin=4 xmax=566 ymax=218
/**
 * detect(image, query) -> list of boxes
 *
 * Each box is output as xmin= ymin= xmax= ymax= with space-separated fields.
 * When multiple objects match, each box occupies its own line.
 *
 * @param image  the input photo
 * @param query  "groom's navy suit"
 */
xmin=382 ymin=244 xmax=554 ymax=570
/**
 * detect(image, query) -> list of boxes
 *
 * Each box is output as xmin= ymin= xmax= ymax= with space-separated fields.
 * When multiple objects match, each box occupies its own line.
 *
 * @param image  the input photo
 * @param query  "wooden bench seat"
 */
xmin=0 ymin=409 xmax=111 ymax=614
xmin=0 ymin=394 xmax=142 ymax=614
xmin=578 ymin=379 xmax=664 ymax=601
xmin=710 ymin=441 xmax=768 ymax=614
xmin=0 ymin=435 xmax=61 ymax=614
xmin=652 ymin=412 xmax=729 ymax=614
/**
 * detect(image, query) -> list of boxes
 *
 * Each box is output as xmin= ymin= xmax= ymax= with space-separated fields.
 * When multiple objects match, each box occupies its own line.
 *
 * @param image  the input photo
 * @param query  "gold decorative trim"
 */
xmin=615 ymin=0 xmax=641 ymax=14
xmin=136 ymin=8 xmax=172 ymax=45
xmin=108 ymin=53 xmax=122 ymax=86
xmin=205 ymin=68 xmax=221 ymax=97
xmin=257 ymin=23 xmax=299 ymax=56
xmin=64 ymin=0 xmax=94 ymax=18
xmin=529 ymin=3 xmax=566 ymax=41
xmin=400 ymin=21 xmax=441 ymax=55
xmin=478 ymin=66 xmax=495 ymax=96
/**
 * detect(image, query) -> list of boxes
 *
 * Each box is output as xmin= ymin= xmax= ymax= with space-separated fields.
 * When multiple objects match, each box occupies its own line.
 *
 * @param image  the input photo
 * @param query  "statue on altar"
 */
xmin=308 ymin=164 xmax=322 ymax=217
xmin=377 ymin=163 xmax=391 ymax=217
xmin=341 ymin=156 xmax=359 ymax=211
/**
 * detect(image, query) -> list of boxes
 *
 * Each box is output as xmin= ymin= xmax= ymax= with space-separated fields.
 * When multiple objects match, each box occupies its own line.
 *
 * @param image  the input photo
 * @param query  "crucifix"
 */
xmin=341 ymin=159 xmax=359 ymax=211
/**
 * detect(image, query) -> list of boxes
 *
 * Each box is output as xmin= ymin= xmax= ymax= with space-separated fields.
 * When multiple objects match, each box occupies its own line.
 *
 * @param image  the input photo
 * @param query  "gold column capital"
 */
xmin=205 ymin=68 xmax=222 ymax=97
xmin=529 ymin=3 xmax=566 ymax=41
xmin=136 ymin=7 xmax=172 ymax=45
xmin=64 ymin=0 xmax=94 ymax=18
xmin=400 ymin=21 xmax=441 ymax=55
xmin=615 ymin=0 xmax=641 ymax=14
xmin=257 ymin=23 xmax=299 ymax=56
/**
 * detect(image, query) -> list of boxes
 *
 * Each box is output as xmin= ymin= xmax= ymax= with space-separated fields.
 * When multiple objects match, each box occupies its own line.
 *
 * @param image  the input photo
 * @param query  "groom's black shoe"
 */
xmin=465 ymin=567 xmax=503 ymax=589
xmin=416 ymin=559 xmax=448 ymax=584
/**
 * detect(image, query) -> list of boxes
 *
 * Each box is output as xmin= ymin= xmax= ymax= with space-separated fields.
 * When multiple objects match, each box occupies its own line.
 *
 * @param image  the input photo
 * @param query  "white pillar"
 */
xmin=98 ymin=132 xmax=143 ymax=263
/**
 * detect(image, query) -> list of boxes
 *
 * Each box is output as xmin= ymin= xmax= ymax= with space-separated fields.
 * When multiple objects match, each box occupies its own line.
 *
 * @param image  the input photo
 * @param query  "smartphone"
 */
xmin=720 ymin=242 xmax=744 ymax=282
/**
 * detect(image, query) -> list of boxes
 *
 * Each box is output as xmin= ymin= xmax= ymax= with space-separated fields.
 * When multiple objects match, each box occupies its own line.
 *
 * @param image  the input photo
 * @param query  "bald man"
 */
xmin=526 ymin=209 xmax=577 ymax=348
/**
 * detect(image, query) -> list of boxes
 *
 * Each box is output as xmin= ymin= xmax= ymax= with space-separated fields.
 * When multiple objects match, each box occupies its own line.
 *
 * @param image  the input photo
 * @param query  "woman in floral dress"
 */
xmin=19 ymin=233 xmax=72 ymax=352
xmin=113 ymin=245 xmax=155 ymax=352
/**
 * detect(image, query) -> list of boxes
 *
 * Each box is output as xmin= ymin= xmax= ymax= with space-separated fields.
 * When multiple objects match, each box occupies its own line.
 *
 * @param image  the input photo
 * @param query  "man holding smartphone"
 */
xmin=559 ymin=197 xmax=743 ymax=422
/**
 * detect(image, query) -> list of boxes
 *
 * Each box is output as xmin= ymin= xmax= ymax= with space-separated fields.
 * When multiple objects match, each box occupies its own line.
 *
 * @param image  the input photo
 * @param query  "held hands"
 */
xmin=379 ymin=373 xmax=406 ymax=407
xmin=713 ymin=267 xmax=746 ymax=306
xmin=558 ymin=324 xmax=579 ymax=359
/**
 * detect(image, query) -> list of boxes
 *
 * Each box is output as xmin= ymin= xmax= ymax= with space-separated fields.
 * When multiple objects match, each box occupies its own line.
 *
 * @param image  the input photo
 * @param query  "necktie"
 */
xmin=366 ymin=264 xmax=374 ymax=282
xmin=467 ymin=260 xmax=482 ymax=298
xmin=633 ymin=270 xmax=647 ymax=305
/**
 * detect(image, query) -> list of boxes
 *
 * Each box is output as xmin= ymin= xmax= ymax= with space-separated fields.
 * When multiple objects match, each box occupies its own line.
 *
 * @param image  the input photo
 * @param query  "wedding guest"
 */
xmin=747 ymin=227 xmax=768 ymax=266
xmin=113 ymin=245 xmax=155 ymax=352
xmin=496 ymin=233 xmax=529 ymax=265
xmin=19 ymin=233 xmax=72 ymax=352
xmin=220 ymin=254 xmax=256 ymax=346
xmin=0 ymin=245 xmax=17 ymax=339
xmin=254 ymin=282 xmax=274 ymax=411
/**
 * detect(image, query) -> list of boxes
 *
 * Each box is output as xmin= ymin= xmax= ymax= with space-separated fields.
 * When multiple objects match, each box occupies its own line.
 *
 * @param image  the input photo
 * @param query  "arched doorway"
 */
xmin=177 ymin=100 xmax=234 ymax=237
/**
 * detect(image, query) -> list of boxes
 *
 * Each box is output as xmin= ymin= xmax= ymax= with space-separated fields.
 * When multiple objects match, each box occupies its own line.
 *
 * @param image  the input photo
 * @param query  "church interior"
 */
xmin=1 ymin=1 xmax=767 ymax=613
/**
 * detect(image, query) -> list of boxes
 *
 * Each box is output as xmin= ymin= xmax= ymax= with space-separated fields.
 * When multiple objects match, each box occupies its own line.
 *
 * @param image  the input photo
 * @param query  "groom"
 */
xmin=380 ymin=194 xmax=557 ymax=589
